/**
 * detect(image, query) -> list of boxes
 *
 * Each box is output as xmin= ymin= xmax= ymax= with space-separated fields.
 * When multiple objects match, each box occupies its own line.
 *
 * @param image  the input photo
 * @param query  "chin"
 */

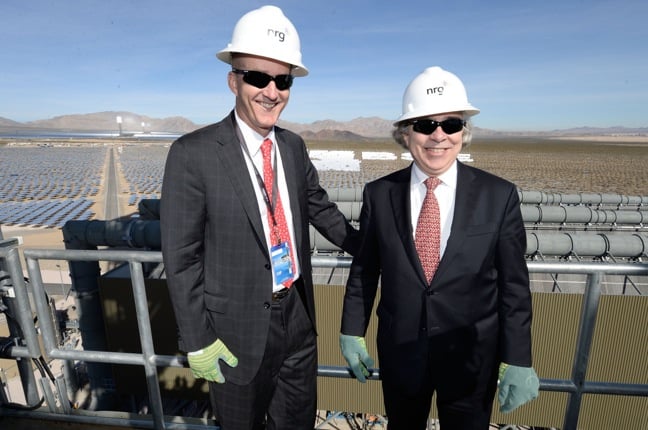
xmin=255 ymin=115 xmax=280 ymax=129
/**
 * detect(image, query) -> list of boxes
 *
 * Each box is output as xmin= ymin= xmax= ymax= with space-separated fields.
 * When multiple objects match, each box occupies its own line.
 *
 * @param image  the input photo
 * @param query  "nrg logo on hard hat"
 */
xmin=427 ymin=86 xmax=444 ymax=95
xmin=267 ymin=28 xmax=286 ymax=42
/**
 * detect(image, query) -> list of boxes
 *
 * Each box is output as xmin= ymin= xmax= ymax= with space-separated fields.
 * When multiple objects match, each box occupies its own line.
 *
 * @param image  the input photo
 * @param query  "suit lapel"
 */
xmin=433 ymin=162 xmax=477 ymax=281
xmin=276 ymin=135 xmax=304 ymax=253
xmin=389 ymin=166 xmax=429 ymax=285
xmin=215 ymin=114 xmax=268 ymax=255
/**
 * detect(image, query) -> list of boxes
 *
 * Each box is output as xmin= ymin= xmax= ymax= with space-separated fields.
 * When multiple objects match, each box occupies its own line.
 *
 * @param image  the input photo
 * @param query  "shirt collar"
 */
xmin=234 ymin=110 xmax=276 ymax=155
xmin=411 ymin=160 xmax=458 ymax=191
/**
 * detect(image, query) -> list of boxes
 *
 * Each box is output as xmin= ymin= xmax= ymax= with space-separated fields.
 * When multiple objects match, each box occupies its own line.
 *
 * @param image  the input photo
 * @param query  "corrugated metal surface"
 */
xmin=580 ymin=295 xmax=648 ymax=429
xmin=315 ymin=287 xmax=648 ymax=429
xmin=315 ymin=284 xmax=384 ymax=414
xmin=491 ymin=293 xmax=581 ymax=428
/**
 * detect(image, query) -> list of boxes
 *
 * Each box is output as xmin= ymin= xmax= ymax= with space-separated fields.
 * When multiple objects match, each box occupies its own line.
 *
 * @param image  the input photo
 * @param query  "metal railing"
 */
xmin=1 ymin=242 xmax=647 ymax=429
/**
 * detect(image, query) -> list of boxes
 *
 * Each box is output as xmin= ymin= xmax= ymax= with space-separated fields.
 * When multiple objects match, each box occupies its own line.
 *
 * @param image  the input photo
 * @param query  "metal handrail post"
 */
xmin=8 ymin=249 xmax=647 ymax=429
xmin=0 ymin=239 xmax=41 ymax=406
xmin=1 ymin=239 xmax=41 ymax=357
xmin=25 ymin=256 xmax=60 ymax=360
xmin=129 ymin=259 xmax=166 ymax=430
xmin=563 ymin=271 xmax=602 ymax=430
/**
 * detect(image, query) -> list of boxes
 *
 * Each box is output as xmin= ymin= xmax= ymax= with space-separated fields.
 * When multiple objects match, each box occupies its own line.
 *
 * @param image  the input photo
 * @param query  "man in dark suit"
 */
xmin=160 ymin=6 xmax=358 ymax=430
xmin=340 ymin=67 xmax=539 ymax=429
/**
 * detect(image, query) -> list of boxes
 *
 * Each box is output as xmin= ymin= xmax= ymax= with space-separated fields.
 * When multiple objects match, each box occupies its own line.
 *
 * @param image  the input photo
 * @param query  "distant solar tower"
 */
xmin=116 ymin=115 xmax=123 ymax=136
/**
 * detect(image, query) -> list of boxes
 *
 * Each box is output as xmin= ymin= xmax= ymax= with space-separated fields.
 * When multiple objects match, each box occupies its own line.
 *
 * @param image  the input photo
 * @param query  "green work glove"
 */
xmin=187 ymin=339 xmax=238 ymax=383
xmin=339 ymin=334 xmax=374 ymax=383
xmin=498 ymin=363 xmax=540 ymax=413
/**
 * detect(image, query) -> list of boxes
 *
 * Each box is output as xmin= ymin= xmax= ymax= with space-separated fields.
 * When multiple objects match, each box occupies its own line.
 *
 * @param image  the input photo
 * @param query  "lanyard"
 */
xmin=235 ymin=124 xmax=280 ymax=225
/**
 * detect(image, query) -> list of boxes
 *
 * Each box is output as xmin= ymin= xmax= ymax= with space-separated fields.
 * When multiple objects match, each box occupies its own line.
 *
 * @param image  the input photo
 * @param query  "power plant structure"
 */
xmin=0 ymin=141 xmax=647 ymax=429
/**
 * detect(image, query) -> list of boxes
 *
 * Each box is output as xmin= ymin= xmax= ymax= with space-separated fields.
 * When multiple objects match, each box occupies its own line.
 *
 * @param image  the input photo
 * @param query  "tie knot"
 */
xmin=425 ymin=177 xmax=441 ymax=190
xmin=261 ymin=138 xmax=273 ymax=159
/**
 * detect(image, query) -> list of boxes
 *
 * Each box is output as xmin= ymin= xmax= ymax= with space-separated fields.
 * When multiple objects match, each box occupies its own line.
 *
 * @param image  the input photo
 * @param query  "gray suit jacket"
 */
xmin=341 ymin=162 xmax=532 ymax=390
xmin=161 ymin=112 xmax=358 ymax=384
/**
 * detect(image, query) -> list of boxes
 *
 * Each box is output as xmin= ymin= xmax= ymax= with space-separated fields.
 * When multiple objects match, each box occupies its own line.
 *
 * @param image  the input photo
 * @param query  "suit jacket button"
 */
xmin=264 ymin=263 xmax=271 ymax=270
xmin=263 ymin=302 xmax=271 ymax=309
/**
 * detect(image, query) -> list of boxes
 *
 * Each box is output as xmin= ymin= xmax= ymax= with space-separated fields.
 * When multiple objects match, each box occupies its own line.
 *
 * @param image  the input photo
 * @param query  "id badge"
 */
xmin=271 ymin=241 xmax=294 ymax=285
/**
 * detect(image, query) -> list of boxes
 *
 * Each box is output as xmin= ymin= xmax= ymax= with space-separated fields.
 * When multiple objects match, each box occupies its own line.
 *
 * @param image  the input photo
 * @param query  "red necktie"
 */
xmin=415 ymin=177 xmax=441 ymax=284
xmin=261 ymin=138 xmax=295 ymax=287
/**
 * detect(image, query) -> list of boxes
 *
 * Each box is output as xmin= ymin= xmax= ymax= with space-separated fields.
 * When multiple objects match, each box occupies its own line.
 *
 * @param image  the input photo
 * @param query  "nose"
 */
xmin=262 ymin=81 xmax=280 ymax=98
xmin=429 ymin=125 xmax=447 ymax=141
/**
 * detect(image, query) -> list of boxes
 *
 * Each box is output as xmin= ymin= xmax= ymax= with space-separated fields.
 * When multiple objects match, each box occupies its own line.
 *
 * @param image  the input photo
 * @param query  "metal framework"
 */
xmin=1 ymin=241 xmax=647 ymax=429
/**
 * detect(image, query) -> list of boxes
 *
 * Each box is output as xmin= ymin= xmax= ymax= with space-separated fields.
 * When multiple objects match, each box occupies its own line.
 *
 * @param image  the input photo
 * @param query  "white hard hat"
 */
xmin=216 ymin=5 xmax=309 ymax=77
xmin=396 ymin=66 xmax=479 ymax=124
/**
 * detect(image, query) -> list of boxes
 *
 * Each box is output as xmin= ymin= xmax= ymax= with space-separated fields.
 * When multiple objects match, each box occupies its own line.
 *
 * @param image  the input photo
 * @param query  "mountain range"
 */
xmin=1 ymin=111 xmax=646 ymax=140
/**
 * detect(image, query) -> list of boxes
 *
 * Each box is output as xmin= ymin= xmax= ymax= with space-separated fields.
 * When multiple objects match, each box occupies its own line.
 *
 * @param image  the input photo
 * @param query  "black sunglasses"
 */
xmin=410 ymin=118 xmax=466 ymax=135
xmin=232 ymin=68 xmax=294 ymax=91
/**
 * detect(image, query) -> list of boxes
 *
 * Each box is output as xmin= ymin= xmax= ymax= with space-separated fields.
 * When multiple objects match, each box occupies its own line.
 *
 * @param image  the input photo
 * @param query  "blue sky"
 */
xmin=2 ymin=0 xmax=647 ymax=131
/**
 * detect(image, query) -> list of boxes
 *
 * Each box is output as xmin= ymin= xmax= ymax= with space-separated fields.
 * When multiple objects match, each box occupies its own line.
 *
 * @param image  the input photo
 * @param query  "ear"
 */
xmin=227 ymin=72 xmax=238 ymax=95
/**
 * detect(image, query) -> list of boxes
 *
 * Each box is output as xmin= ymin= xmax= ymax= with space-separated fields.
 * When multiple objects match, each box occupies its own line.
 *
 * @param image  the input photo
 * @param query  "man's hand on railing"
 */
xmin=187 ymin=339 xmax=238 ymax=383
xmin=340 ymin=334 xmax=374 ymax=383
xmin=498 ymin=363 xmax=540 ymax=413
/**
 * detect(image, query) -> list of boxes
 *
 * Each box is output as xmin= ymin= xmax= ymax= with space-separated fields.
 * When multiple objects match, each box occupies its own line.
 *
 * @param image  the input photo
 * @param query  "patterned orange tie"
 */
xmin=415 ymin=177 xmax=441 ymax=284
xmin=261 ymin=138 xmax=295 ymax=287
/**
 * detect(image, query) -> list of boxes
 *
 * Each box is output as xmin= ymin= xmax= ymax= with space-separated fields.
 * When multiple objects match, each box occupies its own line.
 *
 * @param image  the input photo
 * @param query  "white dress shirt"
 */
xmin=410 ymin=161 xmax=457 ymax=258
xmin=235 ymin=112 xmax=300 ymax=290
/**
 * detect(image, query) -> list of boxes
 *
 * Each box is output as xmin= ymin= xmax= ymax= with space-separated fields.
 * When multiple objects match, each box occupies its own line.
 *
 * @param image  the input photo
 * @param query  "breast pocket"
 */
xmin=452 ymin=223 xmax=498 ymax=275
xmin=464 ymin=222 xmax=497 ymax=237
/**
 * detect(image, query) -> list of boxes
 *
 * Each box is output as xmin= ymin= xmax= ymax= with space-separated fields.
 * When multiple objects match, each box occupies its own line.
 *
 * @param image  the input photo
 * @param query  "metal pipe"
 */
xmin=59 ymin=223 xmax=115 ymax=411
xmin=521 ymin=205 xmax=648 ymax=224
xmin=55 ymin=217 xmax=648 ymax=258
xmin=60 ymin=219 xmax=162 ymax=411
xmin=564 ymin=272 xmax=602 ymax=430
xmin=326 ymin=188 xmax=648 ymax=205
xmin=0 ymin=239 xmax=41 ymax=406
xmin=0 ymin=408 xmax=218 ymax=430
xmin=582 ymin=381 xmax=648 ymax=396
xmin=64 ymin=219 xmax=161 ymax=249
xmin=129 ymin=260 xmax=165 ymax=430
xmin=0 ymin=239 xmax=41 ymax=357
xmin=9 ymin=249 xmax=648 ymax=430
xmin=526 ymin=232 xmax=648 ymax=257
xmin=140 ymin=196 xmax=648 ymax=226
xmin=318 ymin=365 xmax=381 ymax=380
xmin=324 ymin=187 xmax=364 ymax=202
xmin=526 ymin=260 xmax=648 ymax=275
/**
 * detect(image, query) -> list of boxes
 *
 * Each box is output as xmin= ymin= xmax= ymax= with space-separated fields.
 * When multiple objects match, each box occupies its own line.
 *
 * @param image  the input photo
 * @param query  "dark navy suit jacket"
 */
xmin=161 ymin=111 xmax=358 ymax=385
xmin=341 ymin=162 xmax=532 ymax=392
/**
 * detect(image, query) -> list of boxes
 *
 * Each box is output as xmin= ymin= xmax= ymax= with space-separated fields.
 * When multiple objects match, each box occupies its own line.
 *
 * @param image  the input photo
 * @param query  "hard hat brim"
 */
xmin=394 ymin=105 xmax=480 ymax=126
xmin=216 ymin=49 xmax=309 ymax=77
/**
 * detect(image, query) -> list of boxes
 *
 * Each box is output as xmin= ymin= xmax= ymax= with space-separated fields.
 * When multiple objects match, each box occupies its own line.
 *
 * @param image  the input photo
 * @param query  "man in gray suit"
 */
xmin=340 ymin=67 xmax=539 ymax=429
xmin=160 ymin=6 xmax=358 ymax=430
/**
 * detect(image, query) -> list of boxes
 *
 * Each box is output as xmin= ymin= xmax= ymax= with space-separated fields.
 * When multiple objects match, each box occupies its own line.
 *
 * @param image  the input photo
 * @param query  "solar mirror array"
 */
xmin=0 ymin=146 xmax=103 ymax=228
xmin=117 ymin=146 xmax=167 ymax=207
